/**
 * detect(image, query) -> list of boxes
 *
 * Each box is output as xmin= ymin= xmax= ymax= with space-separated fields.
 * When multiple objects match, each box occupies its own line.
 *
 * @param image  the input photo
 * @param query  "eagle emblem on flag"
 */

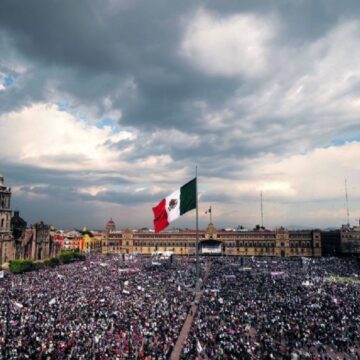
xmin=168 ymin=199 xmax=178 ymax=211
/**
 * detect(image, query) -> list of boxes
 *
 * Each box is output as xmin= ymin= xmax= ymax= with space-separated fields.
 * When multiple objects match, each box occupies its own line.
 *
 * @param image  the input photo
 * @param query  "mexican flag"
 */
xmin=152 ymin=178 xmax=196 ymax=232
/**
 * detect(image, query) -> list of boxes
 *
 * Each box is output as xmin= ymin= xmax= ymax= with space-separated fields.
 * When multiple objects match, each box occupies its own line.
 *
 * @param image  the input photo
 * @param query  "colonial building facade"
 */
xmin=79 ymin=232 xmax=103 ymax=252
xmin=31 ymin=222 xmax=58 ymax=260
xmin=0 ymin=176 xmax=15 ymax=265
xmin=11 ymin=210 xmax=27 ymax=241
xmin=104 ymin=220 xmax=322 ymax=257
xmin=12 ymin=222 xmax=60 ymax=261
xmin=339 ymin=225 xmax=360 ymax=254
xmin=1 ymin=175 xmax=61 ymax=264
xmin=322 ymin=225 xmax=360 ymax=256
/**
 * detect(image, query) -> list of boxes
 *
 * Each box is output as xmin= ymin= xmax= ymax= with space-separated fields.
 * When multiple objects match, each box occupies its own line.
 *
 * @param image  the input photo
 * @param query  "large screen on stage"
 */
xmin=201 ymin=244 xmax=222 ymax=254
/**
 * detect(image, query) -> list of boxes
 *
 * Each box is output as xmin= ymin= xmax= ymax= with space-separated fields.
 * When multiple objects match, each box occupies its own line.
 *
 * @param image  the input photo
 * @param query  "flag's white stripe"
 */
xmin=166 ymin=189 xmax=180 ymax=223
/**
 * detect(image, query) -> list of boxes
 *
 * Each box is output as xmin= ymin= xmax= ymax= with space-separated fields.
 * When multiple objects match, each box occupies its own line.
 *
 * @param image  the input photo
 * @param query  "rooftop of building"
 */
xmin=107 ymin=224 xmax=320 ymax=235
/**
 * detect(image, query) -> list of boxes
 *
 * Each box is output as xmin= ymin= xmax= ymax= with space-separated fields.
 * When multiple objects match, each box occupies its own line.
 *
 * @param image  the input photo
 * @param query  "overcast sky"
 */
xmin=1 ymin=0 xmax=360 ymax=230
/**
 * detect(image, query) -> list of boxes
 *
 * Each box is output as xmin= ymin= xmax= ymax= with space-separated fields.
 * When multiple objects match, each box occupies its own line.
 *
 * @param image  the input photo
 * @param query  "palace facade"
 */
xmin=322 ymin=225 xmax=360 ymax=256
xmin=104 ymin=220 xmax=322 ymax=257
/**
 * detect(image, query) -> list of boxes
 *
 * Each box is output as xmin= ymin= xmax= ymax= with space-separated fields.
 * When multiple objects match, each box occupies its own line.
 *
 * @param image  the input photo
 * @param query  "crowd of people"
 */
xmin=0 ymin=254 xmax=359 ymax=359
xmin=0 ymin=254 xmax=197 ymax=359
xmin=182 ymin=257 xmax=360 ymax=359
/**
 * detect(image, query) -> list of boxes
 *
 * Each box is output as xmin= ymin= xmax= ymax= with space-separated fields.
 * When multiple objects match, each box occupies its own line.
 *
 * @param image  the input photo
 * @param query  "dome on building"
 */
xmin=106 ymin=218 xmax=116 ymax=232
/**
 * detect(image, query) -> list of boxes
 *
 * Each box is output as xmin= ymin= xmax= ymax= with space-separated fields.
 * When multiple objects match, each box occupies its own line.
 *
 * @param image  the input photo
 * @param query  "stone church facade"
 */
xmin=0 ymin=176 xmax=15 ymax=265
xmin=0 ymin=175 xmax=60 ymax=266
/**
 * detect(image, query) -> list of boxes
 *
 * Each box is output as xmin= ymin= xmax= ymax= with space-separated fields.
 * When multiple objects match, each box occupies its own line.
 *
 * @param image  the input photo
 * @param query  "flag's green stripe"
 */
xmin=180 ymin=178 xmax=196 ymax=215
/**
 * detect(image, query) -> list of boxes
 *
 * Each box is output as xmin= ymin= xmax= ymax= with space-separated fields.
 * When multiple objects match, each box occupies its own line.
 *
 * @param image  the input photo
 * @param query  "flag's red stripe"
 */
xmin=152 ymin=198 xmax=169 ymax=233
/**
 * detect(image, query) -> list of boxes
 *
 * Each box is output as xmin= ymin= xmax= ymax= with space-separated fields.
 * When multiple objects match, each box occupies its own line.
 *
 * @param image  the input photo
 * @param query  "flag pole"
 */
xmin=195 ymin=166 xmax=200 ymax=292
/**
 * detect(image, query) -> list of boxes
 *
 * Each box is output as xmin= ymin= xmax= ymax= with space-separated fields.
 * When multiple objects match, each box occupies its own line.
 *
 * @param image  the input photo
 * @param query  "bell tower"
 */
xmin=0 ymin=175 xmax=14 ymax=265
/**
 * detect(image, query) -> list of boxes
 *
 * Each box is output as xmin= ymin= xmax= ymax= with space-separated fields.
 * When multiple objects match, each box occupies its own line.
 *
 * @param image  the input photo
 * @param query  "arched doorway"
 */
xmin=280 ymin=250 xmax=285 ymax=257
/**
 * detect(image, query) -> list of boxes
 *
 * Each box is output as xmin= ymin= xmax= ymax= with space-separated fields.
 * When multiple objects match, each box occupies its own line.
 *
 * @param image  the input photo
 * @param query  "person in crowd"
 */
xmin=0 ymin=254 xmax=359 ymax=359
xmin=182 ymin=257 xmax=360 ymax=360
xmin=0 ymin=254 xmax=196 ymax=359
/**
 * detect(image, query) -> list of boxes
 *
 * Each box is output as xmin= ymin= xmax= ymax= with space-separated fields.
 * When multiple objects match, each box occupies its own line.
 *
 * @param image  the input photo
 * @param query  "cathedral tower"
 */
xmin=0 ymin=175 xmax=14 ymax=264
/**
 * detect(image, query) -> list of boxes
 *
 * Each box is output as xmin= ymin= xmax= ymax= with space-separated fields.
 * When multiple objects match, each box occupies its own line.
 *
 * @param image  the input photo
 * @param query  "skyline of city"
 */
xmin=2 ymin=173 xmax=358 ymax=232
xmin=1 ymin=166 xmax=359 ymax=231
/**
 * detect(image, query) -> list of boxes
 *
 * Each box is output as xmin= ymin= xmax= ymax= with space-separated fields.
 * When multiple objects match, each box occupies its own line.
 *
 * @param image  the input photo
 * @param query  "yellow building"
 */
xmin=104 ymin=221 xmax=321 ymax=257
xmin=91 ymin=231 xmax=104 ymax=253
xmin=81 ymin=233 xmax=102 ymax=252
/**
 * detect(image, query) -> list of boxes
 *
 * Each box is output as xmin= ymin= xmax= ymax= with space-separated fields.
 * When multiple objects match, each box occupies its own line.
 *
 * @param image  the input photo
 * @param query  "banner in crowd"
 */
xmin=271 ymin=271 xmax=286 ymax=277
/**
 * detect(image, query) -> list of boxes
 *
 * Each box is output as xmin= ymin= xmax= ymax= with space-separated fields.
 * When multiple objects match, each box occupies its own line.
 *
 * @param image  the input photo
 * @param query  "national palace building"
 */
xmin=104 ymin=219 xmax=322 ymax=257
